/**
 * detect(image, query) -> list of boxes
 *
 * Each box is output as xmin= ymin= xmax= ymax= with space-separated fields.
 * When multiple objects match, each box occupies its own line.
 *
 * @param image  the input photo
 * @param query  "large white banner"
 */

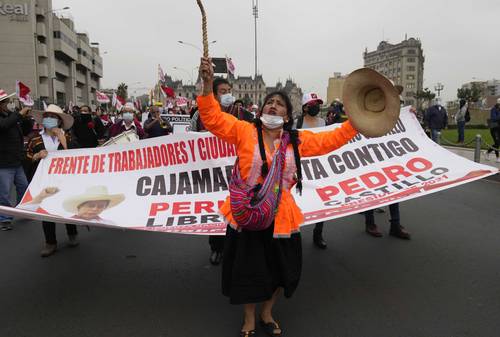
xmin=0 ymin=108 xmax=497 ymax=235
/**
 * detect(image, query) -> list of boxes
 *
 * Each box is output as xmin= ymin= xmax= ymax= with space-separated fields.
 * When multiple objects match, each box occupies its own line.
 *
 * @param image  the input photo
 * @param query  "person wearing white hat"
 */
xmin=24 ymin=104 xmax=79 ymax=256
xmin=22 ymin=185 xmax=125 ymax=257
xmin=294 ymin=92 xmax=329 ymax=249
xmin=485 ymin=98 xmax=500 ymax=162
xmin=0 ymin=89 xmax=33 ymax=231
xmin=109 ymin=103 xmax=145 ymax=139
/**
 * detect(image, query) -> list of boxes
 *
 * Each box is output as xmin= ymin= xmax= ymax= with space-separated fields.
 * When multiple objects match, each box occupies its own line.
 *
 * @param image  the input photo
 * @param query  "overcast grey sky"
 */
xmin=53 ymin=0 xmax=500 ymax=102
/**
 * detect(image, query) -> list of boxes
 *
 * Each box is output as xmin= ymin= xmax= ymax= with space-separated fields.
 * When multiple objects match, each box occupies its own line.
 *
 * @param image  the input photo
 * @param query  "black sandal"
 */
xmin=260 ymin=319 xmax=282 ymax=337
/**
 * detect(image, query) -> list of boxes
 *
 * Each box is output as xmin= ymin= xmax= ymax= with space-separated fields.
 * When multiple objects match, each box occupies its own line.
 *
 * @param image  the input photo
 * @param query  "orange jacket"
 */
xmin=197 ymin=94 xmax=357 ymax=237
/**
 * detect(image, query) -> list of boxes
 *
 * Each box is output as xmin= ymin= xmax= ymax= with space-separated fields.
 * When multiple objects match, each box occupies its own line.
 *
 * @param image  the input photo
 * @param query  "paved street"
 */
xmin=1 ymin=179 xmax=499 ymax=337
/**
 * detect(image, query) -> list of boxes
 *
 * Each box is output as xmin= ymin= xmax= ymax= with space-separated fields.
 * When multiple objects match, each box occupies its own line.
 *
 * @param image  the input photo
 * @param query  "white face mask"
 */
xmin=219 ymin=94 xmax=235 ymax=108
xmin=260 ymin=114 xmax=284 ymax=129
xmin=122 ymin=112 xmax=134 ymax=122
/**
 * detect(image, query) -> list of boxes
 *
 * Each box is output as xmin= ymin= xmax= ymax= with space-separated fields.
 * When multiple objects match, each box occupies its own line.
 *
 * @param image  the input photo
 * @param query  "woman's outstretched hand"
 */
xmin=199 ymin=57 xmax=214 ymax=96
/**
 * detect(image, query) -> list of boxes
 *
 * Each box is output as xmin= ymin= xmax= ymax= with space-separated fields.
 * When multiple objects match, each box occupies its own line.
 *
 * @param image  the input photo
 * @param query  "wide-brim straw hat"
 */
xmin=343 ymin=68 xmax=400 ymax=138
xmin=32 ymin=104 xmax=74 ymax=130
xmin=62 ymin=186 xmax=125 ymax=214
xmin=0 ymin=89 xmax=15 ymax=102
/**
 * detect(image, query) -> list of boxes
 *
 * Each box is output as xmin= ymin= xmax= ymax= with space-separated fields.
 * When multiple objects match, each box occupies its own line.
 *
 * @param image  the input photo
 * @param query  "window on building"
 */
xmin=407 ymin=57 xmax=415 ymax=62
xmin=407 ymin=66 xmax=415 ymax=71
xmin=406 ymin=83 xmax=415 ymax=89
xmin=408 ymin=49 xmax=416 ymax=54
xmin=407 ymin=75 xmax=415 ymax=80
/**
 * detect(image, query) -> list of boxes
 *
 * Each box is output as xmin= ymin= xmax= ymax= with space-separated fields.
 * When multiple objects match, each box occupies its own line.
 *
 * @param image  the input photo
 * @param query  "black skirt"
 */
xmin=222 ymin=224 xmax=302 ymax=305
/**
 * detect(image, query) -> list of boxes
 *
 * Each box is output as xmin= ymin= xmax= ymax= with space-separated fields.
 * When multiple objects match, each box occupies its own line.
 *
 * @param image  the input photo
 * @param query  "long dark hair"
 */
xmin=459 ymin=99 xmax=467 ymax=109
xmin=254 ymin=91 xmax=303 ymax=195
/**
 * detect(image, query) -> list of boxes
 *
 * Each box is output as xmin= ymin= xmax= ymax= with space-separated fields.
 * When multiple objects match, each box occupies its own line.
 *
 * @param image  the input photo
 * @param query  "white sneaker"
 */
xmin=484 ymin=151 xmax=490 ymax=161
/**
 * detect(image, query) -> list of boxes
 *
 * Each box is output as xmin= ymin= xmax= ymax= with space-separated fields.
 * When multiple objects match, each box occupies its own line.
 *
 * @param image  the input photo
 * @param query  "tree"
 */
xmin=117 ymin=83 xmax=128 ymax=100
xmin=457 ymin=83 xmax=482 ymax=103
xmin=413 ymin=88 xmax=436 ymax=109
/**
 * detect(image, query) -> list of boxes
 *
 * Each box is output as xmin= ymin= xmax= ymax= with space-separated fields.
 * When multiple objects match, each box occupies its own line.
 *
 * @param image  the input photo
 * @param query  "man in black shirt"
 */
xmin=0 ymin=90 xmax=33 ymax=230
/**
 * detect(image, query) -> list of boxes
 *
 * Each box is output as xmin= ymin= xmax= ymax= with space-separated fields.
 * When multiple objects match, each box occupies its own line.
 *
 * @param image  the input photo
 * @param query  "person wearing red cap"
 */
xmin=294 ymin=92 xmax=328 ymax=249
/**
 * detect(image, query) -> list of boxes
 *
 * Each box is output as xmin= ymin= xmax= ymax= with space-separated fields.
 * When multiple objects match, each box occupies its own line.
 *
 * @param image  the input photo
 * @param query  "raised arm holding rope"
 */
xmin=197 ymin=57 xmax=358 ymax=337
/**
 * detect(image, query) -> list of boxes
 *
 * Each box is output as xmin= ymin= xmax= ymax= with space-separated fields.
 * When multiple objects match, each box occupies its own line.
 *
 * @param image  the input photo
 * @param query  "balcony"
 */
xmin=38 ymin=64 xmax=49 ymax=78
xmin=37 ymin=43 xmax=48 ymax=58
xmin=38 ymin=83 xmax=50 ymax=97
xmin=55 ymin=61 xmax=70 ymax=77
xmin=36 ymin=22 xmax=47 ymax=37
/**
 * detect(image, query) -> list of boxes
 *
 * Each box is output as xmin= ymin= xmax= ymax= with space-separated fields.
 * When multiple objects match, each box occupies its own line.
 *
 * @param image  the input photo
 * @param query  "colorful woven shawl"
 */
xmin=229 ymin=131 xmax=290 ymax=231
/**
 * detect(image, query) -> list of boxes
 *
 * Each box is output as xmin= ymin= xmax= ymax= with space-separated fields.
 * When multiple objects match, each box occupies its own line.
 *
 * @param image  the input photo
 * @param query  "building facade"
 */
xmin=228 ymin=74 xmax=267 ymax=106
xmin=326 ymin=72 xmax=347 ymax=106
xmin=0 ymin=0 xmax=102 ymax=108
xmin=363 ymin=37 xmax=424 ymax=107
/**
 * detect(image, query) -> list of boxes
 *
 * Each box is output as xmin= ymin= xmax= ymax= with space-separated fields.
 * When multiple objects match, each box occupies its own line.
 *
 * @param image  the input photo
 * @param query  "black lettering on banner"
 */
xmin=431 ymin=167 xmax=449 ymax=176
xmin=354 ymin=147 xmax=375 ymax=166
xmin=400 ymin=138 xmax=419 ymax=152
xmin=311 ymin=159 xmax=328 ymax=180
xmin=137 ymin=177 xmax=152 ymax=196
xmin=328 ymin=155 xmax=345 ymax=174
xmin=177 ymin=172 xmax=193 ymax=194
xmin=213 ymin=167 xmax=228 ymax=192
xmin=192 ymin=169 xmax=213 ymax=193
xmin=153 ymin=175 xmax=167 ymax=195
xmin=301 ymin=160 xmax=314 ymax=180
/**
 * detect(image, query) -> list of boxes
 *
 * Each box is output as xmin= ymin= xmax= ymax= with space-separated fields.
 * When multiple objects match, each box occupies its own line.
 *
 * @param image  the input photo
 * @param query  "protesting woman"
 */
xmin=26 ymin=104 xmax=78 ymax=257
xmin=197 ymin=57 xmax=358 ymax=337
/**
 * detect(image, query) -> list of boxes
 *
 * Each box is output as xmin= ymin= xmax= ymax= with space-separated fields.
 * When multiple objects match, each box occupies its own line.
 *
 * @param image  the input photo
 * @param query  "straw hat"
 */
xmin=342 ymin=68 xmax=400 ymax=138
xmin=32 ymin=104 xmax=74 ymax=130
xmin=0 ymin=89 xmax=15 ymax=102
xmin=62 ymin=186 xmax=125 ymax=214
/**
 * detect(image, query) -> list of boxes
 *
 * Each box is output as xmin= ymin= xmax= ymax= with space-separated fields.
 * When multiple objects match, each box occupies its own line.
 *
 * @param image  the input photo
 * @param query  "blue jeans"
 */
xmin=431 ymin=129 xmax=441 ymax=143
xmin=457 ymin=121 xmax=465 ymax=143
xmin=364 ymin=203 xmax=401 ymax=227
xmin=0 ymin=166 xmax=29 ymax=223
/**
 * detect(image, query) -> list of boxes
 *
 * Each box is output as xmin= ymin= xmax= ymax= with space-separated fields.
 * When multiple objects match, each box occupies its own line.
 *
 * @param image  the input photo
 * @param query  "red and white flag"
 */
xmin=112 ymin=92 xmax=125 ymax=110
xmin=158 ymin=64 xmax=166 ymax=82
xmin=175 ymin=96 xmax=189 ymax=107
xmin=160 ymin=85 xmax=175 ymax=98
xmin=16 ymin=81 xmax=34 ymax=106
xmin=134 ymin=98 xmax=142 ymax=111
xmin=95 ymin=90 xmax=110 ymax=104
xmin=226 ymin=57 xmax=236 ymax=75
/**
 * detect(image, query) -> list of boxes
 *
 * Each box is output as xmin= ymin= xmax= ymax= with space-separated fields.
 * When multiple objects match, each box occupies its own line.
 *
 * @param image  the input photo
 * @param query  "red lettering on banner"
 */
xmin=167 ymin=143 xmax=177 ymax=165
xmin=172 ymin=202 xmax=191 ymax=215
xmin=149 ymin=203 xmax=169 ymax=216
xmin=198 ymin=138 xmax=207 ymax=161
xmin=407 ymin=157 xmax=432 ymax=172
xmin=61 ymin=157 xmax=70 ymax=174
xmin=339 ymin=178 xmax=365 ymax=195
xmin=136 ymin=149 xmax=143 ymax=170
xmin=317 ymin=186 xmax=341 ymax=201
xmin=107 ymin=153 xmax=115 ymax=172
xmin=382 ymin=165 xmax=412 ymax=182
xmin=48 ymin=158 xmax=58 ymax=174
xmin=82 ymin=156 xmax=89 ymax=174
xmin=121 ymin=151 xmax=129 ymax=171
xmin=187 ymin=139 xmax=196 ymax=162
xmin=195 ymin=201 xmax=215 ymax=213
xmin=360 ymin=172 xmax=387 ymax=188
xmin=152 ymin=146 xmax=162 ymax=167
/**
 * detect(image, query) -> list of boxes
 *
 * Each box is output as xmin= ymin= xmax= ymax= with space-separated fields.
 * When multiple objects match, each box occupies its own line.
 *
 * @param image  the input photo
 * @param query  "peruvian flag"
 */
xmin=16 ymin=81 xmax=34 ymax=106
xmin=226 ymin=57 xmax=236 ymax=75
xmin=161 ymin=85 xmax=175 ymax=98
xmin=95 ymin=90 xmax=110 ymax=104
xmin=112 ymin=92 xmax=125 ymax=110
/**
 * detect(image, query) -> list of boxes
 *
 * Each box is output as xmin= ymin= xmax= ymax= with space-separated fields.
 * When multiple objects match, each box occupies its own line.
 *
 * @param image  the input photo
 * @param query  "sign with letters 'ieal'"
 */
xmin=0 ymin=3 xmax=29 ymax=16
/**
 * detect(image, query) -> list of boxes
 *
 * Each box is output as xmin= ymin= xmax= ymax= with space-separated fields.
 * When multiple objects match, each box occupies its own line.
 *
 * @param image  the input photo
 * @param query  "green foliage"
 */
xmin=414 ymin=88 xmax=436 ymax=102
xmin=457 ymin=83 xmax=482 ymax=102
xmin=117 ymin=83 xmax=128 ymax=100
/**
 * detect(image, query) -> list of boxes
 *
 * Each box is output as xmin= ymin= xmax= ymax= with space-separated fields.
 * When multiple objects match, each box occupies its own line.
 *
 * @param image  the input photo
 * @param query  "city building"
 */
xmin=363 ymin=37 xmax=425 ymax=107
xmin=228 ymin=74 xmax=267 ymax=106
xmin=267 ymin=79 xmax=303 ymax=114
xmin=326 ymin=72 xmax=347 ymax=106
xmin=0 ymin=0 xmax=103 ymax=108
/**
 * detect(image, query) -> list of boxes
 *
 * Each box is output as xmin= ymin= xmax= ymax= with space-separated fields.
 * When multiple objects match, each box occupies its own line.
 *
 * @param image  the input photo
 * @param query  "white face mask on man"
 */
xmin=219 ymin=94 xmax=236 ymax=108
xmin=260 ymin=114 xmax=284 ymax=129
xmin=6 ymin=102 xmax=16 ymax=112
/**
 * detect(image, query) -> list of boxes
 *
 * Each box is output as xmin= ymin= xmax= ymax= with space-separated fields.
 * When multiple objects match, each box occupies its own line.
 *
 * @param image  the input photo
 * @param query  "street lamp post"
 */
xmin=178 ymin=40 xmax=217 ymax=54
xmin=434 ymin=82 xmax=444 ymax=97
xmin=252 ymin=0 xmax=259 ymax=104
xmin=173 ymin=67 xmax=198 ymax=85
